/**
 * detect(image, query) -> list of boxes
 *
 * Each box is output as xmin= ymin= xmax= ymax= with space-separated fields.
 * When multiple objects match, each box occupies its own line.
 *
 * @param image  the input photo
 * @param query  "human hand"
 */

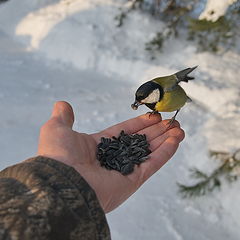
xmin=38 ymin=101 xmax=184 ymax=213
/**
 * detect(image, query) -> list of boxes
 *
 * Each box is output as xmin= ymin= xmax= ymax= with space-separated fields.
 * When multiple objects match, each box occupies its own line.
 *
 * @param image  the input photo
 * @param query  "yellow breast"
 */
xmin=155 ymin=86 xmax=188 ymax=112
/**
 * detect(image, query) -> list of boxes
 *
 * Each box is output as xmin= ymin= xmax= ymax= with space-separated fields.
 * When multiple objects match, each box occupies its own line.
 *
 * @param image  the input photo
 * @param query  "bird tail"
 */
xmin=175 ymin=66 xmax=198 ymax=83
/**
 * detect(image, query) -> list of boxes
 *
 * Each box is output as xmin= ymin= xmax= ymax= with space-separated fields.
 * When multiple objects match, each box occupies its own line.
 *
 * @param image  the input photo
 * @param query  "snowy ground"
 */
xmin=0 ymin=0 xmax=240 ymax=239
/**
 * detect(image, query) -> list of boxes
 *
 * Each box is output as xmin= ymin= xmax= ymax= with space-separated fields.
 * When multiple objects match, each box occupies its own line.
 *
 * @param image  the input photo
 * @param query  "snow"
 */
xmin=1 ymin=0 xmax=240 ymax=239
xmin=199 ymin=0 xmax=237 ymax=22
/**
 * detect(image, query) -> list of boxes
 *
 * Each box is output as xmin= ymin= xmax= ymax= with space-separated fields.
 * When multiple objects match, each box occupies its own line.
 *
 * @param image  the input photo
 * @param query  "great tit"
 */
xmin=131 ymin=66 xmax=197 ymax=123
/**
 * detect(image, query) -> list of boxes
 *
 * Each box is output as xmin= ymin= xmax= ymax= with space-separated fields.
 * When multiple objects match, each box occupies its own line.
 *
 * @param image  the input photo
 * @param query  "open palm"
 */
xmin=38 ymin=101 xmax=184 ymax=213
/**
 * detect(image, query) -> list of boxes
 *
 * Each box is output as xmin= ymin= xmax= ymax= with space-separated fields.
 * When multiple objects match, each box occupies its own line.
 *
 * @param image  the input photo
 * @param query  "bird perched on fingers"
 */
xmin=131 ymin=66 xmax=198 ymax=125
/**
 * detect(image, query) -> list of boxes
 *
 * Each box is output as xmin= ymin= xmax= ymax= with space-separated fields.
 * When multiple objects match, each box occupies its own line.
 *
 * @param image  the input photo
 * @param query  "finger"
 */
xmin=137 ymin=120 xmax=180 ymax=142
xmin=149 ymin=127 xmax=185 ymax=151
xmin=140 ymin=137 xmax=181 ymax=181
xmin=51 ymin=101 xmax=74 ymax=128
xmin=92 ymin=113 xmax=161 ymax=139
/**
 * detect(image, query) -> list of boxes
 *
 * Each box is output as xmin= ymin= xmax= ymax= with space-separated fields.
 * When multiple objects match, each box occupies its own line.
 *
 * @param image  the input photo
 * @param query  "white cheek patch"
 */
xmin=141 ymin=89 xmax=160 ymax=104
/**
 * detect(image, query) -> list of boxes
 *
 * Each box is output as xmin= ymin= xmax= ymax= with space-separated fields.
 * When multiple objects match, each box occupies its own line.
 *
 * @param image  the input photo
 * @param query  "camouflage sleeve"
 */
xmin=0 ymin=156 xmax=111 ymax=240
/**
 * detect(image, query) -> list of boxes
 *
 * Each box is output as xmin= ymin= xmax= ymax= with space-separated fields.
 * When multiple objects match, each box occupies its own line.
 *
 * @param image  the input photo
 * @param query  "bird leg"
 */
xmin=167 ymin=109 xmax=180 ymax=128
xmin=147 ymin=110 xmax=160 ymax=119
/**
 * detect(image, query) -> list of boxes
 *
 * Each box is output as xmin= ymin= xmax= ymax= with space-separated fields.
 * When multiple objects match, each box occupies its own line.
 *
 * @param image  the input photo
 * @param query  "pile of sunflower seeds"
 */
xmin=97 ymin=130 xmax=151 ymax=175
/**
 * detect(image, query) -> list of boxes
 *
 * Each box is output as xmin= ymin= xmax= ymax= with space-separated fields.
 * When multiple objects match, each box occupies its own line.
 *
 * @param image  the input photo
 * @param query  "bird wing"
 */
xmin=152 ymin=75 xmax=178 ymax=92
xmin=152 ymin=66 xmax=197 ymax=92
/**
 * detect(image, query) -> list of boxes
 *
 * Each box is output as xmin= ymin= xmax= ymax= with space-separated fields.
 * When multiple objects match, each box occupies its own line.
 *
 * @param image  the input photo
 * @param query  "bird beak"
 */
xmin=131 ymin=101 xmax=142 ymax=110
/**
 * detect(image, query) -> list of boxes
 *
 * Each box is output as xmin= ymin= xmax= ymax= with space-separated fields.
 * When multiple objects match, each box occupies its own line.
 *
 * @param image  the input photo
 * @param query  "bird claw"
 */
xmin=166 ymin=118 xmax=175 ymax=130
xmin=166 ymin=109 xmax=180 ymax=130
xmin=146 ymin=111 xmax=160 ymax=119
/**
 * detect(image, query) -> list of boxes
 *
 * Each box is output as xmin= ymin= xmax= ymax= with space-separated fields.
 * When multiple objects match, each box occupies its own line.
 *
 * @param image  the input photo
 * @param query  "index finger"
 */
xmin=92 ymin=113 xmax=161 ymax=140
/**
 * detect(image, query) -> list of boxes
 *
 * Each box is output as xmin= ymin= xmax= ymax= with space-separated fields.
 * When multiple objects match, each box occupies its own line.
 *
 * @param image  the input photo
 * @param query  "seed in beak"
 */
xmin=131 ymin=101 xmax=141 ymax=110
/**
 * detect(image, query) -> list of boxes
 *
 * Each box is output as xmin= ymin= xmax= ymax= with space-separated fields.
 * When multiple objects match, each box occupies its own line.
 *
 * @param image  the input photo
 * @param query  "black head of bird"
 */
xmin=131 ymin=81 xmax=164 ymax=110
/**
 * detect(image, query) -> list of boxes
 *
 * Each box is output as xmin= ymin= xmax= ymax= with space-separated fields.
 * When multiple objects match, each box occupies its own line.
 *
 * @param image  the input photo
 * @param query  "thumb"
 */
xmin=51 ymin=101 xmax=74 ymax=128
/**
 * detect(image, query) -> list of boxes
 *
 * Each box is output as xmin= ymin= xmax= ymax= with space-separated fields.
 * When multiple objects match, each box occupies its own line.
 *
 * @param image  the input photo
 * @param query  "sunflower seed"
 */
xmin=139 ymin=156 xmax=149 ymax=162
xmin=121 ymin=162 xmax=134 ymax=175
xmin=109 ymin=144 xmax=120 ymax=150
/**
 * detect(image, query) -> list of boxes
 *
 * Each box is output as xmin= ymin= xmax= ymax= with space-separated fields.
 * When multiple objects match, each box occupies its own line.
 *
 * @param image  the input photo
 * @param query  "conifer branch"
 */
xmin=178 ymin=149 xmax=240 ymax=198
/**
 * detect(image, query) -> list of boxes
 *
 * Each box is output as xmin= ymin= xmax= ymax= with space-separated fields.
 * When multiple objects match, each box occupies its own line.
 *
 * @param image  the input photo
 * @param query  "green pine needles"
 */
xmin=178 ymin=149 xmax=240 ymax=198
xmin=115 ymin=0 xmax=240 ymax=54
xmin=188 ymin=16 xmax=236 ymax=53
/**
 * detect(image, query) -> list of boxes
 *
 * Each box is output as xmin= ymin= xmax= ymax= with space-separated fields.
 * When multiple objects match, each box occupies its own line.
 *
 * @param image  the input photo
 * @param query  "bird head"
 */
xmin=131 ymin=81 xmax=163 ymax=110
